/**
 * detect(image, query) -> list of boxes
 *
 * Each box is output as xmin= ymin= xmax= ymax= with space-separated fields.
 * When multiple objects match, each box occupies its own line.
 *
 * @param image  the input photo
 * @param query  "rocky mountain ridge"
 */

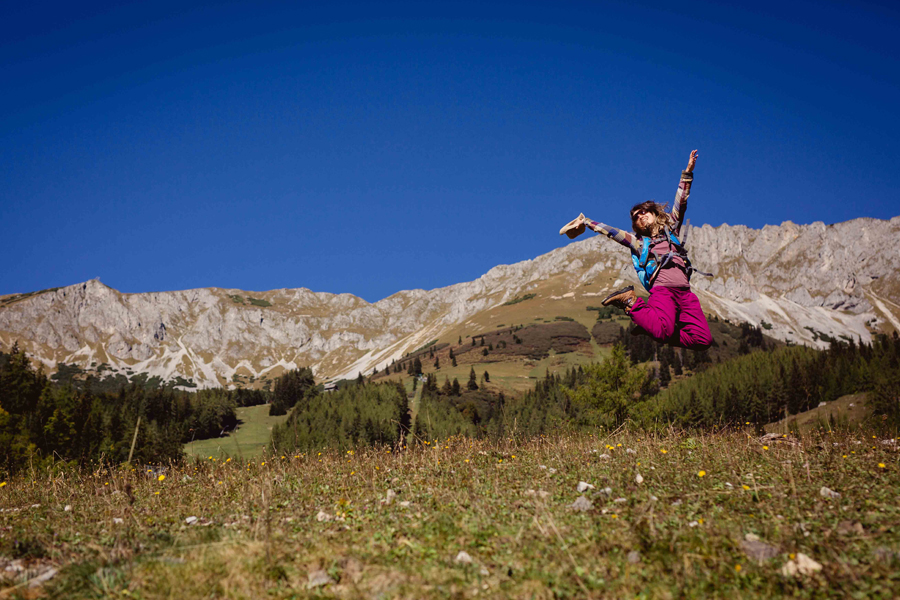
xmin=1 ymin=216 xmax=898 ymax=388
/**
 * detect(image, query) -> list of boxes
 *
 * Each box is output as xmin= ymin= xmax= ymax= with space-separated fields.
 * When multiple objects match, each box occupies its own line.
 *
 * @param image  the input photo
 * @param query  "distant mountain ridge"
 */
xmin=1 ymin=216 xmax=898 ymax=388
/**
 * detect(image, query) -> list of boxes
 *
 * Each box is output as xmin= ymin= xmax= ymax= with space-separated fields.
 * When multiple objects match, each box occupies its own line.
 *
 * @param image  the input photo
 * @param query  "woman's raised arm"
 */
xmin=670 ymin=149 xmax=697 ymax=237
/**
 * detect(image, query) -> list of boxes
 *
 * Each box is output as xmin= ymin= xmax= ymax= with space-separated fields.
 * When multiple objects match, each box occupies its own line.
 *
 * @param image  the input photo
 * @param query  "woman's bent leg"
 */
xmin=628 ymin=287 xmax=677 ymax=341
xmin=672 ymin=288 xmax=712 ymax=349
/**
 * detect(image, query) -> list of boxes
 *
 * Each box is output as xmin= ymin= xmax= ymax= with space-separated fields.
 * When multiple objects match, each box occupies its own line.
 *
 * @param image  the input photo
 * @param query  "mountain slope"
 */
xmin=1 ymin=216 xmax=898 ymax=388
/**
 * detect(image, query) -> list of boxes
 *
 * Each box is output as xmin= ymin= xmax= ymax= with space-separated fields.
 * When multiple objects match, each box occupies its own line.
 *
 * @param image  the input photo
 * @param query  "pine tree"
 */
xmin=468 ymin=367 xmax=479 ymax=391
xmin=442 ymin=377 xmax=452 ymax=395
xmin=434 ymin=356 xmax=440 ymax=370
xmin=452 ymin=378 xmax=461 ymax=396
xmin=484 ymin=371 xmax=490 ymax=383
xmin=451 ymin=356 xmax=457 ymax=367
xmin=673 ymin=351 xmax=683 ymax=376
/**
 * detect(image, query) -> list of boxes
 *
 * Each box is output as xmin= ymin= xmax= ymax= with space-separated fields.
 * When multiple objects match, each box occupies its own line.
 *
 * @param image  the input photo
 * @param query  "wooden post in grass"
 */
xmin=127 ymin=416 xmax=141 ymax=465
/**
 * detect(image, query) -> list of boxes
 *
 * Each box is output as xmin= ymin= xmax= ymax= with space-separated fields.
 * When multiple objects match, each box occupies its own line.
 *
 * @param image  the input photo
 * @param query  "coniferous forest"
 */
xmin=0 ymin=344 xmax=267 ymax=475
xmin=1 ymin=329 xmax=898 ymax=475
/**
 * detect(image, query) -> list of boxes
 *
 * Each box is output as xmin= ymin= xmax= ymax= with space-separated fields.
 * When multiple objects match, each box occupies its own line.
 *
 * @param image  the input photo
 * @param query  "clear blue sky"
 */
xmin=2 ymin=1 xmax=898 ymax=301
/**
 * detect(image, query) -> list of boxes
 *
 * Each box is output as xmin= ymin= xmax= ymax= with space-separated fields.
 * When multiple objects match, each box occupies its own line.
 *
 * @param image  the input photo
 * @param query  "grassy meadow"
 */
xmin=2 ymin=427 xmax=898 ymax=598
xmin=185 ymin=404 xmax=289 ymax=460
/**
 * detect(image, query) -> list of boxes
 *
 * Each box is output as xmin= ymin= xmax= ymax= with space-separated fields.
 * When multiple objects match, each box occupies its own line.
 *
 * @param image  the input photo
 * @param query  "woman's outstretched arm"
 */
xmin=670 ymin=149 xmax=697 ymax=237
xmin=584 ymin=218 xmax=641 ymax=253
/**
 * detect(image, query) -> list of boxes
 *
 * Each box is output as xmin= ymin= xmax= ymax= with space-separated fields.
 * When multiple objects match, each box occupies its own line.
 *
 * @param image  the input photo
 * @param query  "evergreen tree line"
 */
xmin=268 ymin=367 xmax=315 ymax=416
xmin=270 ymin=379 xmax=409 ymax=452
xmin=635 ymin=333 xmax=900 ymax=430
xmin=0 ymin=345 xmax=268 ymax=474
xmin=411 ymin=370 xmax=500 ymax=441
xmin=501 ymin=345 xmax=659 ymax=435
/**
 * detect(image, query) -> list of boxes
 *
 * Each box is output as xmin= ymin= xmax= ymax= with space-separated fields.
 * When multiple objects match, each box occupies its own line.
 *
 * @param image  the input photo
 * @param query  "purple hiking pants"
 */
xmin=629 ymin=286 xmax=712 ymax=349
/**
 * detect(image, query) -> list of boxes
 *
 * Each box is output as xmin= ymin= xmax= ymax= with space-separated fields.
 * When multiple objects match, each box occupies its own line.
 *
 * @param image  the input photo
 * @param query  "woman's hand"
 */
xmin=686 ymin=149 xmax=698 ymax=173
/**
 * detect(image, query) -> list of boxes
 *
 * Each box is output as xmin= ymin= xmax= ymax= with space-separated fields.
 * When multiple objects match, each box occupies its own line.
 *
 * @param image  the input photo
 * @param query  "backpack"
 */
xmin=631 ymin=229 xmax=709 ymax=291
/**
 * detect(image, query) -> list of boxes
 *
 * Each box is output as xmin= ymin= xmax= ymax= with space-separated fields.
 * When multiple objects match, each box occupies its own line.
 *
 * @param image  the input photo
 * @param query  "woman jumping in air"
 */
xmin=559 ymin=150 xmax=712 ymax=350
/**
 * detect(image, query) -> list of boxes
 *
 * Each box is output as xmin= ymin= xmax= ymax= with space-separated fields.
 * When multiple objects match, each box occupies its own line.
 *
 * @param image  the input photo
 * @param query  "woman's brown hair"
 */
xmin=630 ymin=200 xmax=674 ymax=236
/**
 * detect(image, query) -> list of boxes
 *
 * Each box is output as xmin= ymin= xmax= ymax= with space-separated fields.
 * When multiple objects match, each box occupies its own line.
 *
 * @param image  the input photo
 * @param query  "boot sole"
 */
xmin=601 ymin=285 xmax=635 ymax=306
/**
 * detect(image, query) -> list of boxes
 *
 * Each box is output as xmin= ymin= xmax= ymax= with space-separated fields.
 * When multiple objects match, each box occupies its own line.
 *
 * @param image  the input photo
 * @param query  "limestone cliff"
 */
xmin=1 ymin=216 xmax=898 ymax=388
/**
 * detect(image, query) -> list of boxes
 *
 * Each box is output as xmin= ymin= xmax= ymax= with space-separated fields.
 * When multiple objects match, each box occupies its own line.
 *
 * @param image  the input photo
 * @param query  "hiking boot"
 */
xmin=559 ymin=213 xmax=587 ymax=239
xmin=601 ymin=285 xmax=636 ymax=312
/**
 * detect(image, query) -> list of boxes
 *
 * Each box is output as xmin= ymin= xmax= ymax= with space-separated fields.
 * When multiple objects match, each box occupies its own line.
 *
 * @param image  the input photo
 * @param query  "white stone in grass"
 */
xmin=64 ymin=505 xmax=72 ymax=512
xmin=539 ymin=465 xmax=547 ymax=470
xmin=626 ymin=448 xmax=636 ymax=455
xmin=479 ymin=567 xmax=490 ymax=576
xmin=316 ymin=510 xmax=334 ymax=522
xmin=399 ymin=500 xmax=411 ymax=508
xmin=602 ymin=487 xmax=613 ymax=496
xmin=650 ymin=495 xmax=658 ymax=502
xmin=382 ymin=489 xmax=397 ymax=505
xmin=781 ymin=553 xmax=822 ymax=577
xmin=185 ymin=516 xmax=198 ymax=525
xmin=614 ymin=497 xmax=627 ymax=504
xmin=818 ymin=402 xmax=827 ymax=407
xmin=725 ymin=482 xmax=733 ymax=489
xmin=569 ymin=496 xmax=593 ymax=512
xmin=635 ymin=473 xmax=644 ymax=484
xmin=688 ymin=520 xmax=699 ymax=528
xmin=307 ymin=569 xmax=334 ymax=588
xmin=598 ymin=454 xmax=611 ymax=460
xmin=627 ymin=550 xmax=641 ymax=564
xmin=576 ymin=481 xmax=595 ymax=492
xmin=819 ymin=486 xmax=841 ymax=499
xmin=112 ymin=518 xmax=124 ymax=525
xmin=455 ymin=551 xmax=473 ymax=564
xmin=548 ymin=468 xmax=557 ymax=475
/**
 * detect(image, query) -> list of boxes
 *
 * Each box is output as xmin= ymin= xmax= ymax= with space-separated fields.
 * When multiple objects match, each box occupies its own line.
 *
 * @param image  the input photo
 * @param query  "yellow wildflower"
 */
xmin=878 ymin=463 xmax=886 ymax=469
xmin=157 ymin=474 xmax=166 ymax=482
xmin=0 ymin=482 xmax=6 ymax=488
xmin=660 ymin=449 xmax=668 ymax=454
xmin=735 ymin=564 xmax=742 ymax=572
xmin=742 ymin=485 xmax=750 ymax=490
xmin=698 ymin=470 xmax=706 ymax=477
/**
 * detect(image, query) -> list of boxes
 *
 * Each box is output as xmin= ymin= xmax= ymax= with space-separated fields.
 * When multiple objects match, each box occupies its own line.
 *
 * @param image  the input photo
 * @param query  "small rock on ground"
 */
xmin=836 ymin=520 xmax=864 ymax=536
xmin=781 ymin=553 xmax=822 ymax=577
xmin=740 ymin=539 xmax=779 ymax=561
xmin=307 ymin=569 xmax=334 ymax=588
xmin=627 ymin=551 xmax=641 ymax=564
xmin=576 ymin=481 xmax=595 ymax=492
xmin=569 ymin=496 xmax=593 ymax=512
xmin=820 ymin=486 xmax=841 ymax=499
xmin=455 ymin=551 xmax=473 ymax=564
